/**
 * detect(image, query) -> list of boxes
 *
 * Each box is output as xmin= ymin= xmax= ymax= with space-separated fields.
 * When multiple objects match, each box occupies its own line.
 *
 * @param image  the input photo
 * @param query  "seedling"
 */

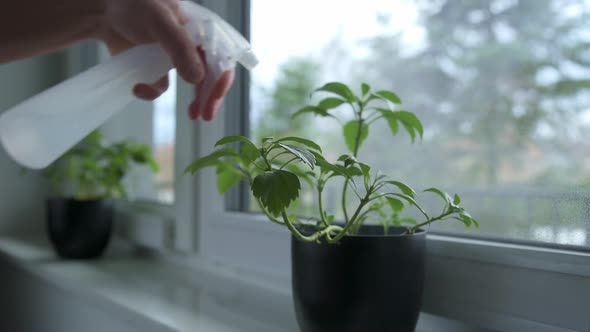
xmin=43 ymin=130 xmax=159 ymax=200
xmin=186 ymin=82 xmax=478 ymax=242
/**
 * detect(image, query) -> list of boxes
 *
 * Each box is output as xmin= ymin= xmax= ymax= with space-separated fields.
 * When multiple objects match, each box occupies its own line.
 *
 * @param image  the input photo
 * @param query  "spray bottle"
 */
xmin=0 ymin=1 xmax=258 ymax=169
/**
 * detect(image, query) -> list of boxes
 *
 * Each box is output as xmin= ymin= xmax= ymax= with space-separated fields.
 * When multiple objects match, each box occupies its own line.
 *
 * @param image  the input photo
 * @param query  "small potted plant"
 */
xmin=42 ymin=130 xmax=158 ymax=259
xmin=186 ymin=82 xmax=478 ymax=332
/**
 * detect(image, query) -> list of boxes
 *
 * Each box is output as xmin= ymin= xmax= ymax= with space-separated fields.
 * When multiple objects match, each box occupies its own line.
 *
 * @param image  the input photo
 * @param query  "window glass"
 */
xmin=249 ymin=0 xmax=590 ymax=247
xmin=153 ymin=70 xmax=177 ymax=204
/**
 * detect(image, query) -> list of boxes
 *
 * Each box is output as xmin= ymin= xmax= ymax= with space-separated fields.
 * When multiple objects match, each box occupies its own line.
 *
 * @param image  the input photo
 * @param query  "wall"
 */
xmin=0 ymin=53 xmax=66 ymax=235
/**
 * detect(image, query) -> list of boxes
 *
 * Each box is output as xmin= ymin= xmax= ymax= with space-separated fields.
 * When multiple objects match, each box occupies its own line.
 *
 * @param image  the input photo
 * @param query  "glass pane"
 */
xmin=249 ymin=0 xmax=590 ymax=248
xmin=153 ymin=70 xmax=177 ymax=204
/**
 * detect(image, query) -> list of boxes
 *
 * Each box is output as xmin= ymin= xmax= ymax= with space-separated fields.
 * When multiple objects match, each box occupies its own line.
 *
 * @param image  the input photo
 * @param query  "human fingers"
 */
xmin=133 ymin=74 xmax=169 ymax=100
xmin=150 ymin=6 xmax=204 ymax=84
xmin=200 ymin=70 xmax=235 ymax=121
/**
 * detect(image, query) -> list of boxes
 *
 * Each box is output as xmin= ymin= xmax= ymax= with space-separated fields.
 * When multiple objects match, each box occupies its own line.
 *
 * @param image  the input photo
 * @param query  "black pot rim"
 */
xmin=295 ymin=224 xmax=427 ymax=238
xmin=47 ymin=197 xmax=109 ymax=203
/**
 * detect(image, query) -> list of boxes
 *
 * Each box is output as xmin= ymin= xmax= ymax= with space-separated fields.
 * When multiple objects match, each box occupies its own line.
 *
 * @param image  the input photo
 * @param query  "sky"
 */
xmin=250 ymin=0 xmax=423 ymax=86
xmin=153 ymin=0 xmax=590 ymax=145
xmin=153 ymin=0 xmax=421 ymax=145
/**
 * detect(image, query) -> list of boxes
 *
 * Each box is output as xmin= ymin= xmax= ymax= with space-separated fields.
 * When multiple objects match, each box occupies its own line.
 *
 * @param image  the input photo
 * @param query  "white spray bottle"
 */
xmin=0 ymin=1 xmax=258 ymax=169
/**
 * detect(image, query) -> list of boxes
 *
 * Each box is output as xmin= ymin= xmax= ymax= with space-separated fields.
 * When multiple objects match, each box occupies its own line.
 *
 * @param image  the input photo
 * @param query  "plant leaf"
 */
xmin=388 ymin=193 xmax=429 ymax=219
xmin=283 ymin=163 xmax=315 ymax=188
xmin=277 ymin=143 xmax=316 ymax=169
xmin=216 ymin=161 xmax=243 ymax=194
xmin=343 ymin=120 xmax=369 ymax=153
xmin=375 ymin=172 xmax=388 ymax=182
xmin=241 ymin=143 xmax=261 ymax=162
xmin=325 ymin=213 xmax=335 ymax=225
xmin=292 ymin=106 xmax=334 ymax=119
xmin=318 ymin=98 xmax=346 ymax=109
xmin=385 ymin=180 xmax=416 ymax=198
xmin=345 ymin=166 xmax=364 ymax=176
xmin=311 ymin=151 xmax=349 ymax=178
xmin=337 ymin=154 xmax=352 ymax=161
xmin=276 ymin=137 xmax=322 ymax=152
xmin=314 ymin=82 xmax=357 ymax=102
xmin=147 ymin=158 xmax=160 ymax=172
xmin=361 ymin=83 xmax=371 ymax=96
xmin=338 ymin=154 xmax=358 ymax=167
xmin=359 ymin=163 xmax=371 ymax=177
xmin=392 ymin=111 xmax=424 ymax=142
xmin=184 ymin=148 xmax=240 ymax=174
xmin=376 ymin=109 xmax=423 ymax=142
xmin=424 ymin=188 xmax=452 ymax=204
xmin=375 ymin=109 xmax=399 ymax=136
xmin=215 ymin=136 xmax=261 ymax=162
xmin=252 ymin=170 xmax=301 ymax=216
xmin=459 ymin=212 xmax=479 ymax=228
xmin=453 ymin=193 xmax=461 ymax=206
xmin=375 ymin=90 xmax=402 ymax=104
xmin=453 ymin=216 xmax=472 ymax=228
xmin=216 ymin=135 xmax=255 ymax=148
xmin=386 ymin=196 xmax=404 ymax=212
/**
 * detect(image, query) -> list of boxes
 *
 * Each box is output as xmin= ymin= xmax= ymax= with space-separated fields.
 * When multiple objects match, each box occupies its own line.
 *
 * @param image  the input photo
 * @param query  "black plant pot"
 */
xmin=46 ymin=198 xmax=114 ymax=259
xmin=291 ymin=225 xmax=426 ymax=332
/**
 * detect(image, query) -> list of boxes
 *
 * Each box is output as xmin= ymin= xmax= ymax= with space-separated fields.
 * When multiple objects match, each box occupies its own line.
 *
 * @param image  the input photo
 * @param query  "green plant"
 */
xmin=186 ymin=82 xmax=478 ymax=242
xmin=42 ymin=130 xmax=159 ymax=200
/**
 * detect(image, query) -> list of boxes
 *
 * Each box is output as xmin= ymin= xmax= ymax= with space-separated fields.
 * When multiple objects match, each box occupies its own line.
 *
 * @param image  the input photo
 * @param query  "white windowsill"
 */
xmin=0 ymin=233 xmax=484 ymax=332
xmin=199 ymin=211 xmax=590 ymax=331
xmin=0 ymin=234 xmax=296 ymax=332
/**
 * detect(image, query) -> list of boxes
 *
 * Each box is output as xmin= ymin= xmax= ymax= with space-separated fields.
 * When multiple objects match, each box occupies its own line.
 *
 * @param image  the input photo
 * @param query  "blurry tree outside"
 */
xmin=250 ymin=0 xmax=590 ymax=247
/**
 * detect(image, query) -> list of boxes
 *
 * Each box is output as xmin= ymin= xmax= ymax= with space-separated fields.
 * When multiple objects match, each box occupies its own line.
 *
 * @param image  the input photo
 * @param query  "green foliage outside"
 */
xmin=359 ymin=0 xmax=590 ymax=186
xmin=249 ymin=0 xmax=590 ymax=245
xmin=253 ymin=58 xmax=322 ymax=142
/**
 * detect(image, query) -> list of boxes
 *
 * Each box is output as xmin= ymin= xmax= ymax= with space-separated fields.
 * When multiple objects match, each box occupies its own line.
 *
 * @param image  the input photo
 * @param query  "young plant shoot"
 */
xmin=186 ymin=82 xmax=478 ymax=242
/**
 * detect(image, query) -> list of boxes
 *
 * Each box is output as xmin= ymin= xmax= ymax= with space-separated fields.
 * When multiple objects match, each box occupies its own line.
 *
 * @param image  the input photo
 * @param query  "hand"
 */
xmin=97 ymin=0 xmax=234 ymax=121
xmin=189 ymin=48 xmax=235 ymax=121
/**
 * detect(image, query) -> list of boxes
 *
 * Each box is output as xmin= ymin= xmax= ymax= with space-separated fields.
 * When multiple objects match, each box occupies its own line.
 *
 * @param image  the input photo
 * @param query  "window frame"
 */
xmin=187 ymin=0 xmax=590 ymax=330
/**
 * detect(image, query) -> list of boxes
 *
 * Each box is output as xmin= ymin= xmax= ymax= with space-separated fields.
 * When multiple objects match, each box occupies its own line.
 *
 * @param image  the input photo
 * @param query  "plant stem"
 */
xmin=269 ymin=151 xmax=290 ymax=164
xmin=261 ymin=150 xmax=272 ymax=170
xmin=281 ymin=211 xmax=343 ymax=242
xmin=403 ymin=211 xmax=454 ymax=235
xmin=340 ymin=103 xmax=366 ymax=229
xmin=353 ymin=100 xmax=366 ymax=157
xmin=255 ymin=198 xmax=285 ymax=226
xmin=367 ymin=114 xmax=384 ymax=125
xmin=341 ymin=179 xmax=350 ymax=223
xmin=280 ymin=157 xmax=299 ymax=170
xmin=353 ymin=208 xmax=373 ymax=228
xmin=369 ymin=193 xmax=430 ymax=220
xmin=328 ymin=194 xmax=370 ymax=243
xmin=353 ymin=120 xmax=364 ymax=157
xmin=251 ymin=162 xmax=267 ymax=171
xmin=317 ymin=185 xmax=329 ymax=227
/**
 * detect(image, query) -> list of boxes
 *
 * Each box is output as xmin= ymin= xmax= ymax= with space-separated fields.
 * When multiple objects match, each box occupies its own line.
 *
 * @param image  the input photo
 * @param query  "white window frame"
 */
xmin=190 ymin=1 xmax=590 ymax=330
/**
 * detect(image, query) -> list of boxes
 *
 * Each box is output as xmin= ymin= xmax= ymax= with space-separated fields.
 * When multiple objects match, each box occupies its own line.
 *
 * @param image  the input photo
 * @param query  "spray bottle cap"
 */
xmin=180 ymin=1 xmax=259 ymax=71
